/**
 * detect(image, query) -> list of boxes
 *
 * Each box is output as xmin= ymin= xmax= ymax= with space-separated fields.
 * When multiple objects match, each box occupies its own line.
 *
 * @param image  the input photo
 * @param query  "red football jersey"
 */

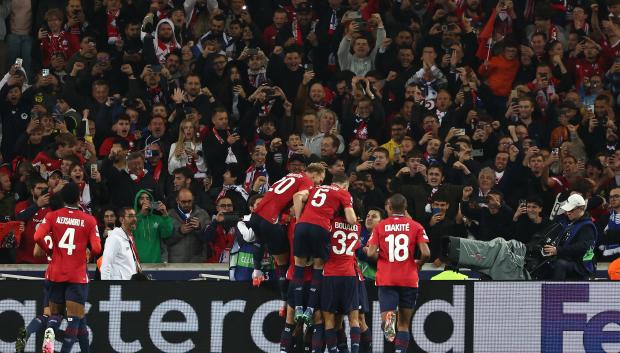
xmin=323 ymin=218 xmax=361 ymax=277
xmin=34 ymin=207 xmax=101 ymax=283
xmin=298 ymin=185 xmax=353 ymax=231
xmin=15 ymin=201 xmax=51 ymax=264
xmin=255 ymin=173 xmax=314 ymax=223
xmin=285 ymin=218 xmax=312 ymax=281
xmin=367 ymin=215 xmax=428 ymax=288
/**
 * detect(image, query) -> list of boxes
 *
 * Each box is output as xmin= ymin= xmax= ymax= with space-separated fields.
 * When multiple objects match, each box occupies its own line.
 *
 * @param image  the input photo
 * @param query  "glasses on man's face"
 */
xmin=610 ymin=195 xmax=620 ymax=199
xmin=218 ymin=203 xmax=233 ymax=208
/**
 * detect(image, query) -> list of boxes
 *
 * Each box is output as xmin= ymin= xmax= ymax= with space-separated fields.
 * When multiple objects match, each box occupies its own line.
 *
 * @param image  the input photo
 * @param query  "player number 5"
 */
xmin=386 ymin=233 xmax=408 ymax=262
xmin=59 ymin=228 xmax=77 ymax=255
xmin=310 ymin=188 xmax=327 ymax=207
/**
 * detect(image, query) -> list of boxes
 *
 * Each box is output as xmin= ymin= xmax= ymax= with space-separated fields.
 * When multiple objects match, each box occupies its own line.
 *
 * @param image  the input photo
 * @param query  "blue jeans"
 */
xmin=6 ymin=34 xmax=33 ymax=74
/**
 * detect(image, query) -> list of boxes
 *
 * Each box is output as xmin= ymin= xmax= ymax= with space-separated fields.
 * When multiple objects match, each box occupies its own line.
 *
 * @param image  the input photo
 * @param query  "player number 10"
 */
xmin=386 ymin=233 xmax=408 ymax=262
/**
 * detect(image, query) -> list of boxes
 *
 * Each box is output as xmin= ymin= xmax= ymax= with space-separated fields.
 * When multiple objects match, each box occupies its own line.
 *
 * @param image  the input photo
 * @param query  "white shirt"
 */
xmin=100 ymin=227 xmax=137 ymax=280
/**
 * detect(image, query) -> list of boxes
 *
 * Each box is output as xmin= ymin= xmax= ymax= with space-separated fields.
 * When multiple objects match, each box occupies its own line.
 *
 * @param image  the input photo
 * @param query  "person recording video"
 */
xmin=541 ymin=194 xmax=597 ymax=280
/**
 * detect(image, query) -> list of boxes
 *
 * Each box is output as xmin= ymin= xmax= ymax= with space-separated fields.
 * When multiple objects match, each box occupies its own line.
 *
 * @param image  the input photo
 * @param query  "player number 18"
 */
xmin=386 ymin=233 xmax=408 ymax=262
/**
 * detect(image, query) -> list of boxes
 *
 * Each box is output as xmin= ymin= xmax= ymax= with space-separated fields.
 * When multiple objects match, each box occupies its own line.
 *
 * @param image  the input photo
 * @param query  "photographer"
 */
xmin=201 ymin=196 xmax=239 ymax=263
xmin=163 ymin=188 xmax=210 ymax=263
xmin=542 ymin=194 xmax=597 ymax=280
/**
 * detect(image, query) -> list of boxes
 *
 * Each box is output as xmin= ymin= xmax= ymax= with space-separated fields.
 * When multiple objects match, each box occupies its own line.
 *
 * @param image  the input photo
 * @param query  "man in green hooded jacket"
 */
xmin=133 ymin=189 xmax=173 ymax=263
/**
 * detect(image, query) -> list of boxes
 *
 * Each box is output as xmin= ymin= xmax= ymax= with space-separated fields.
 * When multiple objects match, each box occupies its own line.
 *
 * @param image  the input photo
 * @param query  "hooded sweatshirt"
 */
xmin=133 ymin=189 xmax=173 ymax=263
xmin=143 ymin=18 xmax=181 ymax=65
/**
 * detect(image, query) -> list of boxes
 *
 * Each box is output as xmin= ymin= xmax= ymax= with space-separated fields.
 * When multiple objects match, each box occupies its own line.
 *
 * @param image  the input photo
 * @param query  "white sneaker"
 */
xmin=42 ymin=328 xmax=55 ymax=353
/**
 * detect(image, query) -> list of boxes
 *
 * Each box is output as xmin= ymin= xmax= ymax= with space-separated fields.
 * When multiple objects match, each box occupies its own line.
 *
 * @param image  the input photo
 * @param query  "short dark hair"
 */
xmin=248 ymin=194 xmax=263 ymax=208
xmin=432 ymin=190 xmax=450 ymax=204
xmin=332 ymin=172 xmax=348 ymax=185
xmin=28 ymin=176 xmax=47 ymax=190
xmin=526 ymin=196 xmax=544 ymax=208
xmin=119 ymin=207 xmax=135 ymax=218
xmin=388 ymin=193 xmax=407 ymax=213
xmin=173 ymin=167 xmax=193 ymax=180
xmin=366 ymin=206 xmax=385 ymax=219
xmin=61 ymin=182 xmax=81 ymax=205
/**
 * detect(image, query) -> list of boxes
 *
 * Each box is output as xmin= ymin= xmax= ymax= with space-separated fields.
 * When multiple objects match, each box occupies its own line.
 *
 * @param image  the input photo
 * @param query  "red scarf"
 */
xmin=130 ymin=170 xmax=145 ymax=184
xmin=152 ymin=160 xmax=163 ymax=183
xmin=106 ymin=9 xmax=120 ymax=39
xmin=292 ymin=13 xmax=303 ymax=46
xmin=212 ymin=127 xmax=229 ymax=144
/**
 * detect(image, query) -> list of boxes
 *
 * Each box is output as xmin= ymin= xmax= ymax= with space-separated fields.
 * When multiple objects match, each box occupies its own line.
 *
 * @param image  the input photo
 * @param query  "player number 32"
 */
xmin=332 ymin=230 xmax=358 ymax=255
xmin=386 ymin=233 xmax=409 ymax=262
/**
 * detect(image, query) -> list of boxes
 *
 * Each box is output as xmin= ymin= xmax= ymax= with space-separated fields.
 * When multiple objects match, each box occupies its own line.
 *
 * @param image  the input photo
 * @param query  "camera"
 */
xmin=222 ymin=212 xmax=243 ymax=223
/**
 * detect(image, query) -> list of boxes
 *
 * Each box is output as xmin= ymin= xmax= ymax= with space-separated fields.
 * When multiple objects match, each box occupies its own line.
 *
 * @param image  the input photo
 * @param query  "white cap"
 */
xmin=561 ymin=194 xmax=586 ymax=212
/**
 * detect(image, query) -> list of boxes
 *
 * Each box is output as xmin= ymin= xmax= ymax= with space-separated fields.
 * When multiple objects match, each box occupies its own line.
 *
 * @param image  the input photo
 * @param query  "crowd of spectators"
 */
xmin=0 ymin=0 xmax=619 ymax=270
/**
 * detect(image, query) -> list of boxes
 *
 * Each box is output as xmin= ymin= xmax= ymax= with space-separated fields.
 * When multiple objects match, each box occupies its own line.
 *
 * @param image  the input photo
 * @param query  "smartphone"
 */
xmin=90 ymin=164 xmax=97 ymax=175
xmin=246 ymin=48 xmax=257 ymax=56
xmin=151 ymin=64 xmax=162 ymax=73
xmin=42 ymin=69 xmax=50 ymax=77
xmin=615 ymin=57 xmax=620 ymax=64
xmin=184 ymin=141 xmax=193 ymax=150
xmin=232 ymin=127 xmax=240 ymax=135
xmin=552 ymin=148 xmax=559 ymax=155
xmin=305 ymin=62 xmax=314 ymax=71
xmin=145 ymin=149 xmax=153 ymax=158
xmin=15 ymin=58 xmax=22 ymax=68
xmin=368 ymin=155 xmax=377 ymax=163
xmin=432 ymin=207 xmax=440 ymax=215
xmin=41 ymin=188 xmax=49 ymax=195
xmin=150 ymin=201 xmax=159 ymax=210
xmin=455 ymin=128 xmax=466 ymax=136
xmin=519 ymin=199 xmax=527 ymax=208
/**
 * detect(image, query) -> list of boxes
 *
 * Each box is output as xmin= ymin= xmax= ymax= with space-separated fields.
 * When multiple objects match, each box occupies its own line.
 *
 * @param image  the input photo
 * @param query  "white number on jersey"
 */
xmin=310 ymin=188 xmax=328 ymax=207
xmin=43 ymin=234 xmax=53 ymax=250
xmin=58 ymin=227 xmax=76 ymax=255
xmin=270 ymin=177 xmax=296 ymax=194
xmin=386 ymin=233 xmax=409 ymax=262
xmin=332 ymin=230 xmax=358 ymax=255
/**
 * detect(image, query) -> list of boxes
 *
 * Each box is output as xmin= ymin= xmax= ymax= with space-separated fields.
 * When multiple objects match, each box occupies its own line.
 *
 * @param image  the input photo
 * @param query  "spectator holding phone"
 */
xmin=38 ymin=9 xmax=79 ymax=68
xmin=14 ymin=177 xmax=50 ymax=264
xmin=168 ymin=118 xmax=207 ymax=177
xmin=203 ymin=108 xmax=247 ymax=186
xmin=132 ymin=189 xmax=173 ymax=263
xmin=338 ymin=14 xmax=386 ymax=77
xmin=510 ymin=196 xmax=549 ymax=244
xmin=201 ymin=196 xmax=238 ymax=263
xmin=163 ymin=188 xmax=210 ymax=263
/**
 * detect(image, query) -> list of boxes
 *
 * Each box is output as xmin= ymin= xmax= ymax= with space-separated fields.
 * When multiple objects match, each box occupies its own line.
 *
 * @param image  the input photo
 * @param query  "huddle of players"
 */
xmin=15 ymin=182 xmax=101 ymax=353
xmin=249 ymin=163 xmax=430 ymax=353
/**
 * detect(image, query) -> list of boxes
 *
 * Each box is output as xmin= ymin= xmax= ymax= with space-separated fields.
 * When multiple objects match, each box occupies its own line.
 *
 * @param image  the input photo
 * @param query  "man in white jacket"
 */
xmin=100 ymin=208 xmax=139 ymax=280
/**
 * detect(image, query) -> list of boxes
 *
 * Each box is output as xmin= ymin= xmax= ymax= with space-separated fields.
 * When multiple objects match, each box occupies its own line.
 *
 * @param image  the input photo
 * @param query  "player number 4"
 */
xmin=332 ymin=230 xmax=358 ymax=255
xmin=59 ymin=228 xmax=76 ymax=255
xmin=386 ymin=233 xmax=408 ymax=262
